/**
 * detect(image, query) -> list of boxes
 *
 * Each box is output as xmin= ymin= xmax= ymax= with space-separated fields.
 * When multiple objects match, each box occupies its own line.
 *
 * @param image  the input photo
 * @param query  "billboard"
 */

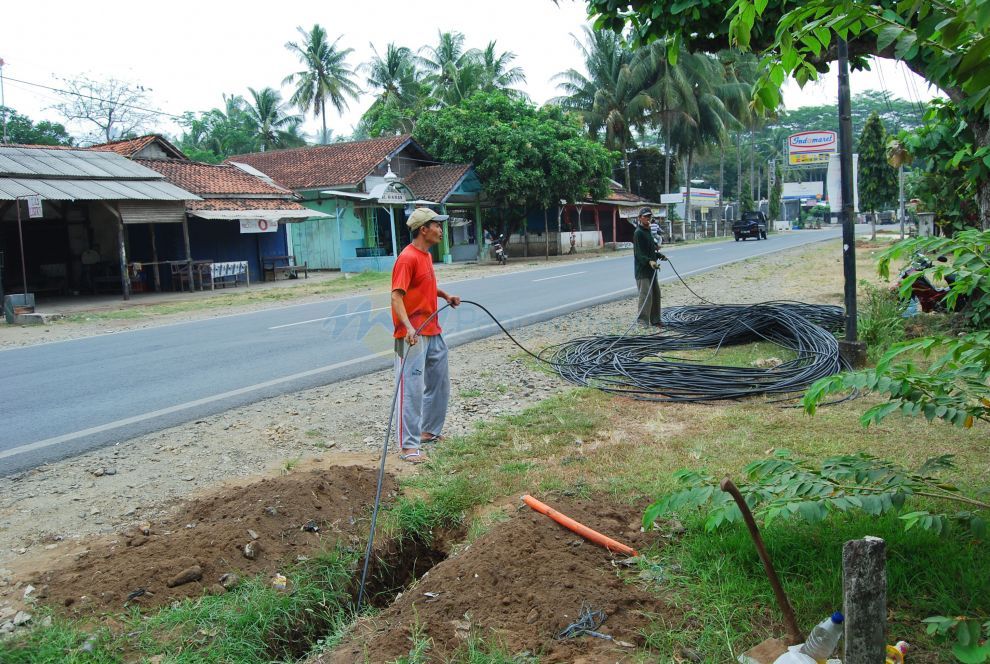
xmin=788 ymin=130 xmax=837 ymax=166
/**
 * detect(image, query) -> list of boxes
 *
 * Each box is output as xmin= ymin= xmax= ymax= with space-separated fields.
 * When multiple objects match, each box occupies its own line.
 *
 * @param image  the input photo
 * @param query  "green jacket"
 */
xmin=633 ymin=224 xmax=660 ymax=280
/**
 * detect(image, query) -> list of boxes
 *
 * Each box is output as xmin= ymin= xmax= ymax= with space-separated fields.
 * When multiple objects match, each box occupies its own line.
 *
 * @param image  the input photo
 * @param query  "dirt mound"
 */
xmin=322 ymin=498 xmax=677 ymax=663
xmin=28 ymin=465 xmax=392 ymax=616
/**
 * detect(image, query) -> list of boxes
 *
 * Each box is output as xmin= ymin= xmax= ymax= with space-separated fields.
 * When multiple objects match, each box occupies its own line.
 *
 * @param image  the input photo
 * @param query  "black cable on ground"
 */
xmin=356 ymin=256 xmax=849 ymax=610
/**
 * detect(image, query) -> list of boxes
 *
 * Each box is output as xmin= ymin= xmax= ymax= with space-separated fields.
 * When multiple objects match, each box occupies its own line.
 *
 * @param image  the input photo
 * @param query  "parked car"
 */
xmin=732 ymin=211 xmax=768 ymax=241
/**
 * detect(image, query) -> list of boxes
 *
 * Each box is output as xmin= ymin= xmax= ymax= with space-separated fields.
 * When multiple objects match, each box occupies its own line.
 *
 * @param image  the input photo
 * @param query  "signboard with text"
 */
xmin=26 ymin=195 xmax=43 ymax=218
xmin=787 ymin=130 xmax=837 ymax=166
xmin=239 ymin=219 xmax=278 ymax=234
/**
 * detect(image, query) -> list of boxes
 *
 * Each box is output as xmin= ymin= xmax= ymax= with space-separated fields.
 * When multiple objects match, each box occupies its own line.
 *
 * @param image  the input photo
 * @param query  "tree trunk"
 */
xmin=870 ymin=209 xmax=877 ymax=241
xmin=320 ymin=99 xmax=328 ymax=144
xmin=664 ymin=142 xmax=671 ymax=194
xmin=623 ymin=139 xmax=631 ymax=191
xmin=719 ymin=142 xmax=725 ymax=218
xmin=684 ymin=152 xmax=693 ymax=231
xmin=749 ymin=130 xmax=756 ymax=199
xmin=970 ymin=117 xmax=990 ymax=230
xmin=735 ymin=131 xmax=742 ymax=209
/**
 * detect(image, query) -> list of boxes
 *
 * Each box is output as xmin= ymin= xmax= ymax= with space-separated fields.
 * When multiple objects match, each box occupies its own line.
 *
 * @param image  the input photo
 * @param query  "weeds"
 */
xmin=857 ymin=281 xmax=906 ymax=360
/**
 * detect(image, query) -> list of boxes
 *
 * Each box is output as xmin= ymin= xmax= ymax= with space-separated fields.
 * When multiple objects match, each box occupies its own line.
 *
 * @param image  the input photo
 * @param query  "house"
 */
xmin=89 ymin=135 xmax=330 ymax=288
xmin=0 ymin=144 xmax=198 ymax=300
xmin=509 ymin=181 xmax=658 ymax=256
xmin=228 ymin=135 xmax=484 ymax=272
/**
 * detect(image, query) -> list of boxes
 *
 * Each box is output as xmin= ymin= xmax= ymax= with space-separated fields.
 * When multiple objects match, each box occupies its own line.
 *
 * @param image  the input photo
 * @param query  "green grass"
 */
xmin=638 ymin=510 xmax=990 ymax=661
xmin=0 ymin=548 xmax=356 ymax=664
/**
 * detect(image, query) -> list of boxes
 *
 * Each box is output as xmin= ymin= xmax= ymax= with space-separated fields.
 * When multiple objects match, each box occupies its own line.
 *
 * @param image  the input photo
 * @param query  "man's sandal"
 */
xmin=399 ymin=448 xmax=428 ymax=464
xmin=420 ymin=434 xmax=446 ymax=446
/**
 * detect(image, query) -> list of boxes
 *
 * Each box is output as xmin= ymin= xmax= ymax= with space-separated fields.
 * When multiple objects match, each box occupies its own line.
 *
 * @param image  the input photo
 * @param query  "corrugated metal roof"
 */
xmin=0 ymin=177 xmax=199 ymax=201
xmin=0 ymin=146 xmax=168 ymax=180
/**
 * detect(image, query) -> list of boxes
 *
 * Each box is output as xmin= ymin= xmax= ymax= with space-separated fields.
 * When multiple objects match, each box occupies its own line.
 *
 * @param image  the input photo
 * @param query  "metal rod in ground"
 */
xmin=720 ymin=477 xmax=803 ymax=645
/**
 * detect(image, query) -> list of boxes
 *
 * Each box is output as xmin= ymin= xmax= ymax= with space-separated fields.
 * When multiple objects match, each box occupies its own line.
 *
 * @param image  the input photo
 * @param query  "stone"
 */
xmin=243 ymin=541 xmax=261 ymax=560
xmin=12 ymin=611 xmax=31 ymax=626
xmin=247 ymin=529 xmax=259 ymax=540
xmin=218 ymin=573 xmax=240 ymax=590
xmin=166 ymin=565 xmax=203 ymax=588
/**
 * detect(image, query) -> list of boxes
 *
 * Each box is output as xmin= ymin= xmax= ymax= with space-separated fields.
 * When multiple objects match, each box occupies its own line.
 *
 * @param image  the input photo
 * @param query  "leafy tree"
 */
xmin=0 ymin=106 xmax=73 ymax=146
xmin=899 ymin=99 xmax=985 ymax=232
xmin=284 ymin=25 xmax=360 ymax=144
xmin=414 ymin=91 xmax=616 ymax=232
xmin=244 ymin=87 xmax=305 ymax=151
xmin=177 ymin=94 xmax=260 ymax=163
xmin=51 ymin=75 xmax=157 ymax=144
xmin=858 ymin=112 xmax=898 ymax=240
xmin=585 ymin=0 xmax=990 ymax=229
xmin=740 ymin=185 xmax=755 ymax=213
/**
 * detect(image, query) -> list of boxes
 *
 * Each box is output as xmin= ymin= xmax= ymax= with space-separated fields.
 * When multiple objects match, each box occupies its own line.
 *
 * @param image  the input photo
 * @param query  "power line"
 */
xmin=0 ymin=74 xmax=185 ymax=120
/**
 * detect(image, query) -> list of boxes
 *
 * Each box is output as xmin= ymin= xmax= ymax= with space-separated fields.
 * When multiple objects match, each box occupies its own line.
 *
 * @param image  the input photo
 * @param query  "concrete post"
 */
xmin=842 ymin=537 xmax=886 ymax=663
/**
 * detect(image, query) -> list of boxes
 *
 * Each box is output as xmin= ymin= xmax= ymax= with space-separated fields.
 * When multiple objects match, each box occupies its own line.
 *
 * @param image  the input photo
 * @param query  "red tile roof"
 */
xmin=227 ymin=135 xmax=413 ymax=190
xmin=186 ymin=198 xmax=309 ymax=211
xmin=89 ymin=135 xmax=187 ymax=159
xmin=602 ymin=181 xmax=649 ymax=203
xmin=135 ymin=159 xmax=295 ymax=197
xmin=403 ymin=164 xmax=472 ymax=203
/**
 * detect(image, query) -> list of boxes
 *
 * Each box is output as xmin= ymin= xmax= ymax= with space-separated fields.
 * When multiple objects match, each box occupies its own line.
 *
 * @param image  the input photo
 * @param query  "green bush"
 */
xmin=857 ymin=282 xmax=906 ymax=360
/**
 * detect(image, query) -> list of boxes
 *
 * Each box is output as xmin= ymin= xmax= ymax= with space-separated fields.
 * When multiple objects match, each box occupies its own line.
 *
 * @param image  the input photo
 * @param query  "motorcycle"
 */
xmin=492 ymin=234 xmax=507 ymax=265
xmin=897 ymin=252 xmax=962 ymax=313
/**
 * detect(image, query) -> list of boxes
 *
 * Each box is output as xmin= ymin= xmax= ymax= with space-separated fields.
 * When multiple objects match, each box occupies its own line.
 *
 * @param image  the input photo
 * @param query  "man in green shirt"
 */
xmin=633 ymin=207 xmax=666 ymax=327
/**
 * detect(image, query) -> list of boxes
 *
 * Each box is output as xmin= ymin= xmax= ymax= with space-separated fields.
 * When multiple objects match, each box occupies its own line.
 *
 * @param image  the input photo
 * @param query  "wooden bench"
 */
xmin=262 ymin=255 xmax=308 ymax=282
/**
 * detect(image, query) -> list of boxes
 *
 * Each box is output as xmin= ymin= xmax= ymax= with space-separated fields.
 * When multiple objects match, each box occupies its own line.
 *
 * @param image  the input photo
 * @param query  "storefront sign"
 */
xmin=26 ymin=195 xmax=43 ymax=218
xmin=239 ymin=219 xmax=278 ymax=233
xmin=788 ymin=130 xmax=837 ymax=165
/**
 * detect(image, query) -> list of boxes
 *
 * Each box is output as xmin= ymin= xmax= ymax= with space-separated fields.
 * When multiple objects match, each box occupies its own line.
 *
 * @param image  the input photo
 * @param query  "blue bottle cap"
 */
xmin=831 ymin=611 xmax=845 ymax=624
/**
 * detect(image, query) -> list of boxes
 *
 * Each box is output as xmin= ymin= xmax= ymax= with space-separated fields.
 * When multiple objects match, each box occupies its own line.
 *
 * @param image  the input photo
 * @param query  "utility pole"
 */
xmin=0 ymin=57 xmax=8 ymax=144
xmin=837 ymin=39 xmax=867 ymax=366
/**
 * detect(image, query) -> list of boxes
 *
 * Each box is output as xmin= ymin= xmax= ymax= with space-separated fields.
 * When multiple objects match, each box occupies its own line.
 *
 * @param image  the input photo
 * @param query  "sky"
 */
xmin=0 ymin=0 xmax=940 ymax=144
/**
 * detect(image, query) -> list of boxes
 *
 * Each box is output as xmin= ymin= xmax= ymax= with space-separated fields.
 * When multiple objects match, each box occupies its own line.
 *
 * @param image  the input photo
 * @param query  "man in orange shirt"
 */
xmin=391 ymin=208 xmax=461 ymax=463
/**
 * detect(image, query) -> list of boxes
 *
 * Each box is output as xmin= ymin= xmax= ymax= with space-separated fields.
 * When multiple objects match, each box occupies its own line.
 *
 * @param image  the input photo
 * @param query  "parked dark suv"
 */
xmin=732 ymin=211 xmax=768 ymax=241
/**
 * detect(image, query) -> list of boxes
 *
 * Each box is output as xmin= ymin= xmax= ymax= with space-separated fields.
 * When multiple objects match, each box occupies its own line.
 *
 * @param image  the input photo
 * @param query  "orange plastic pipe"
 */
xmin=522 ymin=494 xmax=638 ymax=556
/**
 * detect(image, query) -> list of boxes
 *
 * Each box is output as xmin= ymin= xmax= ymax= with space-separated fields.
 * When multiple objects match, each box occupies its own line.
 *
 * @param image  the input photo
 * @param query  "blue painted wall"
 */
xmin=126 ymin=219 xmax=288 ymax=289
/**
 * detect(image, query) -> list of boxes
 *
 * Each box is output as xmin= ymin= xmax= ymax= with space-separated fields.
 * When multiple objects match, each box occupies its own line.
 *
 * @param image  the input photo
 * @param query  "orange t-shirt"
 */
xmin=391 ymin=244 xmax=442 ymax=338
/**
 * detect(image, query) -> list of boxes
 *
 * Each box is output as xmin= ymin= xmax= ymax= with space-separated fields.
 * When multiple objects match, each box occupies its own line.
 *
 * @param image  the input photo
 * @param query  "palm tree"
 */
xmin=245 ymin=87 xmax=305 ymax=151
xmin=283 ymin=24 xmax=360 ymax=144
xmin=418 ymin=31 xmax=481 ymax=106
xmin=552 ymin=27 xmax=655 ymax=189
xmin=358 ymin=43 xmax=424 ymax=135
xmin=664 ymin=52 xmax=737 ymax=226
xmin=477 ymin=41 xmax=527 ymax=97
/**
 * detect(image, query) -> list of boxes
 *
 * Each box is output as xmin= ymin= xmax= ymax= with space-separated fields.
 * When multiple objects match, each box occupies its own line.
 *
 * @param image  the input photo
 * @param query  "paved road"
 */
xmin=0 ymin=227 xmax=843 ymax=474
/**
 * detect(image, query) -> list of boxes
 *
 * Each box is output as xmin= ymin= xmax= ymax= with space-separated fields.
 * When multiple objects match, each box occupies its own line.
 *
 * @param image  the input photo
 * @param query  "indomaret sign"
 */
xmin=787 ymin=130 xmax=837 ymax=166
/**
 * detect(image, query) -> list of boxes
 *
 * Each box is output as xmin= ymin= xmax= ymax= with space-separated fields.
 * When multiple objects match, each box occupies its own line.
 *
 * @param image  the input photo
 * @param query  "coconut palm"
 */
xmin=552 ymin=27 xmax=655 ymax=189
xmin=418 ymin=30 xmax=482 ymax=106
xmin=283 ymin=24 xmax=360 ymax=144
xmin=245 ymin=87 xmax=305 ymax=151
xmin=358 ymin=43 xmax=424 ymax=135
xmin=476 ymin=41 xmax=527 ymax=97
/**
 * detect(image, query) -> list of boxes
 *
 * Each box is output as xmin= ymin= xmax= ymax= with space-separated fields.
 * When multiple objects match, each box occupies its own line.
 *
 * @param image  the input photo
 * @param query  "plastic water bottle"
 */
xmin=799 ymin=612 xmax=844 ymax=660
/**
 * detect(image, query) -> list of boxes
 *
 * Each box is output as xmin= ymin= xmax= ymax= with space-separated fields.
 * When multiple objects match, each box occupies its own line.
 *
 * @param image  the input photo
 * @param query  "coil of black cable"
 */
xmin=539 ymin=301 xmax=848 ymax=402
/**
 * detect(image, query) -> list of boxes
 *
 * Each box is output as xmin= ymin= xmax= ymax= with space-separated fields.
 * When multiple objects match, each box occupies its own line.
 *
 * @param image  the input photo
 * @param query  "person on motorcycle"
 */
xmin=633 ymin=207 xmax=666 ymax=328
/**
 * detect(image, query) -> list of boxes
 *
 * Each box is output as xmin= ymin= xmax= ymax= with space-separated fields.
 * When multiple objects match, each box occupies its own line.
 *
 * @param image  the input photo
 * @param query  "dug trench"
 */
xmin=4 ymin=461 xmax=680 ymax=662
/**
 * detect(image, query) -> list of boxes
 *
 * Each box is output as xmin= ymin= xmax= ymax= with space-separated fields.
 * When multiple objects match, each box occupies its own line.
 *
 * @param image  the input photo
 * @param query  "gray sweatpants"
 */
xmin=393 ymin=334 xmax=450 ymax=451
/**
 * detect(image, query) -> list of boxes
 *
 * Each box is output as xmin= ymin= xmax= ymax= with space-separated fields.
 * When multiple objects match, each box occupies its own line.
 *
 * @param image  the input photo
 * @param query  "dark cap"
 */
xmin=638 ymin=207 xmax=653 ymax=217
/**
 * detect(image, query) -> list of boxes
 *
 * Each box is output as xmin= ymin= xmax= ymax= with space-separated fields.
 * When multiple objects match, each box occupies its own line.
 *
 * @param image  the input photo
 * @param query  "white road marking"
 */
xmin=269 ymin=306 xmax=389 ymax=330
xmin=531 ymin=271 xmax=586 ymax=282
xmin=1 ymin=286 xmax=636 ymax=461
